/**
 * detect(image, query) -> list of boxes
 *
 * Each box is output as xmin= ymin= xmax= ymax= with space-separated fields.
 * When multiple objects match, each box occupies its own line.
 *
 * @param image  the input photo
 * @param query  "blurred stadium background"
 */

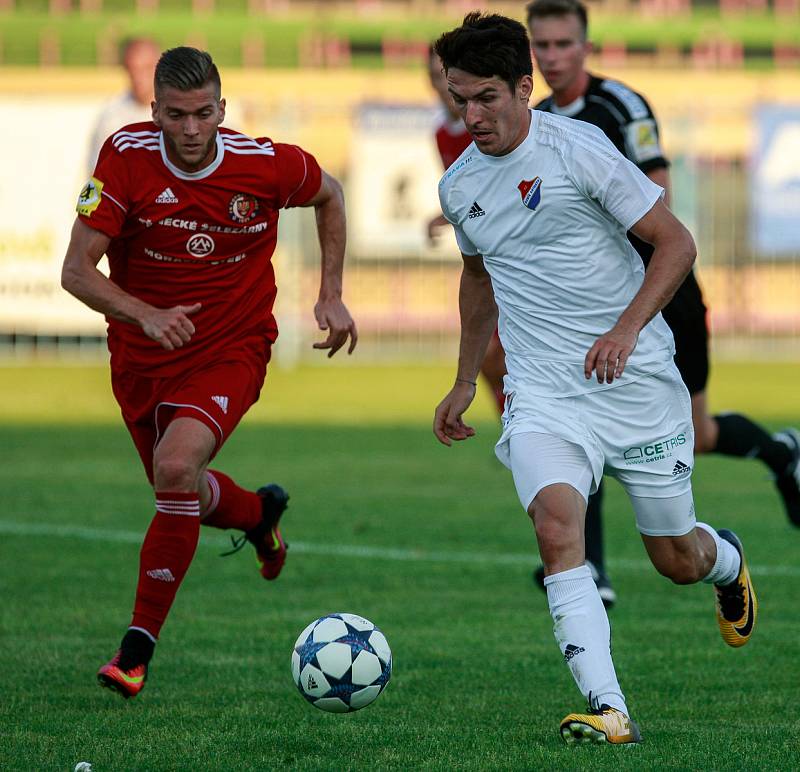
xmin=0 ymin=0 xmax=798 ymax=367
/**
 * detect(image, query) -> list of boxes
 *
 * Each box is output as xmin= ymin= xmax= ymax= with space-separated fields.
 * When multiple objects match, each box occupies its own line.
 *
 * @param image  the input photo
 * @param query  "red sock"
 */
xmin=130 ymin=492 xmax=200 ymax=639
xmin=202 ymin=470 xmax=262 ymax=532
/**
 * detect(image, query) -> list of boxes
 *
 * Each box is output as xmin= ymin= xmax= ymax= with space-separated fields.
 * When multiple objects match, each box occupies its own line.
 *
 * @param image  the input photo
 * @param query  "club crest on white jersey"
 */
xmin=518 ymin=177 xmax=542 ymax=210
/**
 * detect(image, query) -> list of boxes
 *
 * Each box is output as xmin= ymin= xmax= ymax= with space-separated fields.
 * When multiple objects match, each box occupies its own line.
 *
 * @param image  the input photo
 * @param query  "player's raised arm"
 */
xmin=433 ymin=251 xmax=498 ymax=446
xmin=300 ymin=170 xmax=357 ymax=357
xmin=61 ymin=218 xmax=201 ymax=351
xmin=584 ymin=199 xmax=696 ymax=383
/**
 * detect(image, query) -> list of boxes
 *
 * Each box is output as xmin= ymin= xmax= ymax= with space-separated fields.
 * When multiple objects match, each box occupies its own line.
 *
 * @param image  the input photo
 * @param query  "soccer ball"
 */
xmin=291 ymin=612 xmax=392 ymax=713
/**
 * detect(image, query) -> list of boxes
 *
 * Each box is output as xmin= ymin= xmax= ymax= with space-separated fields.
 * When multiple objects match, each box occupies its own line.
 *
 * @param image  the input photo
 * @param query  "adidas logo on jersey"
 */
xmin=155 ymin=187 xmax=179 ymax=204
xmin=672 ymin=460 xmax=691 ymax=476
xmin=468 ymin=201 xmax=486 ymax=219
xmin=146 ymin=568 xmax=176 ymax=582
xmin=211 ymin=395 xmax=229 ymax=414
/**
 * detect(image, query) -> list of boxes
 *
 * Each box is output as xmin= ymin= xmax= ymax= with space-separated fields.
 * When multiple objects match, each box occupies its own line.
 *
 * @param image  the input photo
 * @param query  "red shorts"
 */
xmin=111 ymin=349 xmax=269 ymax=483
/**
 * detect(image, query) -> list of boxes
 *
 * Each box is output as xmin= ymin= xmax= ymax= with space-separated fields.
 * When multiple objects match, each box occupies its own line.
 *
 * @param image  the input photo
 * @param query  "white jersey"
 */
xmin=88 ymin=93 xmax=152 ymax=172
xmin=438 ymin=109 xmax=675 ymax=398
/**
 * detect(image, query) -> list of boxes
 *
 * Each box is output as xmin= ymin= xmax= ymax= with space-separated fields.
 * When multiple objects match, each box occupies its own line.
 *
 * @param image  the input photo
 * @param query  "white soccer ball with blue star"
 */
xmin=291 ymin=612 xmax=392 ymax=713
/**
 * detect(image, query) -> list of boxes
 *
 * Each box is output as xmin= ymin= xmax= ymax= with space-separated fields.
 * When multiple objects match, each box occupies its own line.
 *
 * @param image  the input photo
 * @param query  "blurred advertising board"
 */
xmin=0 ymin=99 xmax=108 ymax=334
xmin=347 ymin=103 xmax=460 ymax=260
xmin=751 ymin=106 xmax=800 ymax=257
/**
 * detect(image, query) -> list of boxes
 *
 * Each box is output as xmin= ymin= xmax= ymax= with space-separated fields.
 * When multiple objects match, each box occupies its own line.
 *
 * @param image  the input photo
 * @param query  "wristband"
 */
xmin=456 ymin=378 xmax=477 ymax=387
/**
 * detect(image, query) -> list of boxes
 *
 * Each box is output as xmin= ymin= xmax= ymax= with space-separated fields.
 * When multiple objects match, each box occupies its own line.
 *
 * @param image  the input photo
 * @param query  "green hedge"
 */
xmin=0 ymin=10 xmax=795 ymax=68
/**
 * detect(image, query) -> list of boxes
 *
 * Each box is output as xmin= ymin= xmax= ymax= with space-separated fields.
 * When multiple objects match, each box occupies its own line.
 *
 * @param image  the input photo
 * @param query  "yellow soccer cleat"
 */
xmin=714 ymin=529 xmax=757 ymax=648
xmin=560 ymin=705 xmax=641 ymax=745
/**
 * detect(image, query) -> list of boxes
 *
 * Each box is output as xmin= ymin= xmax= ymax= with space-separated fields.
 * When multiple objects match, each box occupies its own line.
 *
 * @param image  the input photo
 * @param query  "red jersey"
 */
xmin=434 ymin=115 xmax=472 ymax=170
xmin=76 ymin=122 xmax=321 ymax=376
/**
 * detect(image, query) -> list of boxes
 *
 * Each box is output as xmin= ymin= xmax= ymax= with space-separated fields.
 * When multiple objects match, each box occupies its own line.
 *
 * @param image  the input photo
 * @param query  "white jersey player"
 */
xmin=432 ymin=12 xmax=758 ymax=746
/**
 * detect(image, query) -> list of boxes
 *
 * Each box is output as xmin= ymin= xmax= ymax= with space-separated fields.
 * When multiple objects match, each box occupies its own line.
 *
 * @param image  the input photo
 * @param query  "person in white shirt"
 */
xmin=87 ymin=37 xmax=160 ymax=170
xmin=432 ymin=12 xmax=757 ymax=746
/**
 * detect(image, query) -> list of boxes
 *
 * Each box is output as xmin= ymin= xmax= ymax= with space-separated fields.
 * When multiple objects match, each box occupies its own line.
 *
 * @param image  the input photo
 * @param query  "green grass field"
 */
xmin=1 ymin=361 xmax=799 ymax=770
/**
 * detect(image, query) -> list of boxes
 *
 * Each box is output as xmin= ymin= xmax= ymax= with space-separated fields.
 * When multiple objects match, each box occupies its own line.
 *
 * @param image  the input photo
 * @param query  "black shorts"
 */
xmin=661 ymin=270 xmax=709 ymax=395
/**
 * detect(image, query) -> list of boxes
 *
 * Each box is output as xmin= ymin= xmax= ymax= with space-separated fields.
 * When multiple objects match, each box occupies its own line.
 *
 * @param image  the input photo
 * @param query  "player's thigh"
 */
xmin=594 ymin=365 xmax=695 ymax=505
xmin=507 ymin=431 xmax=594 ymax=515
xmin=112 ymin=369 xmax=162 ymax=483
xmin=688 ymin=390 xmax=720 ymax=454
xmin=155 ymin=355 xmax=267 ymax=456
xmin=152 ymin=416 xmax=217 ymax=482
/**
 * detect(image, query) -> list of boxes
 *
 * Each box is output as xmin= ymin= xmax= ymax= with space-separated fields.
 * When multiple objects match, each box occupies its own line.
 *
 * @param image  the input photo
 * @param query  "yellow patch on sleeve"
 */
xmin=76 ymin=177 xmax=104 ymax=216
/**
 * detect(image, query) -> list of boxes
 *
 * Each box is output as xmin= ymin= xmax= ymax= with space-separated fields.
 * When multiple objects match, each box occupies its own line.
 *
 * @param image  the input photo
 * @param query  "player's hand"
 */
xmin=427 ymin=214 xmax=449 ymax=244
xmin=313 ymin=296 xmax=357 ymax=357
xmin=584 ymin=325 xmax=638 ymax=384
xmin=433 ymin=382 xmax=477 ymax=446
xmin=141 ymin=303 xmax=202 ymax=351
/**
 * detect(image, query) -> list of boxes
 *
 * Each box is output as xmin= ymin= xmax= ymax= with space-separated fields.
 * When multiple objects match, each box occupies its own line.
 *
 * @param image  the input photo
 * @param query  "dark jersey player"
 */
xmin=61 ymin=47 xmax=357 ymax=698
xmin=427 ymin=45 xmax=507 ymax=415
xmin=526 ymin=0 xmax=800 ymax=605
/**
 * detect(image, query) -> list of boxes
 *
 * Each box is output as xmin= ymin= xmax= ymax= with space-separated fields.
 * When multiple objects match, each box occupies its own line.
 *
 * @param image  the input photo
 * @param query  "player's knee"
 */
xmin=528 ymin=500 xmax=578 ymax=553
xmin=152 ymin=455 xmax=199 ymax=492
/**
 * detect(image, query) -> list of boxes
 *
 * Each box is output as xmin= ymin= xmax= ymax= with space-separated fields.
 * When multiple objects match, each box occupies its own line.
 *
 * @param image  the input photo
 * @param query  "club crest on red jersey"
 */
xmin=228 ymin=193 xmax=260 ymax=223
xmin=518 ymin=177 xmax=542 ymax=211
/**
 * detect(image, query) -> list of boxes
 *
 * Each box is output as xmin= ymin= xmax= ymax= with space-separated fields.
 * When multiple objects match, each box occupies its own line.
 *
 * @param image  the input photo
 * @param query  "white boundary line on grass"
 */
xmin=1 ymin=519 xmax=798 ymax=577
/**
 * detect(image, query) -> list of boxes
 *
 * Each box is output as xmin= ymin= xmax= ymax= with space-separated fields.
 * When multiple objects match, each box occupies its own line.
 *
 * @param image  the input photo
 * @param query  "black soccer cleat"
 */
xmin=773 ymin=429 xmax=800 ymax=527
xmin=714 ymin=529 xmax=757 ymax=648
xmin=222 ymin=484 xmax=290 ymax=580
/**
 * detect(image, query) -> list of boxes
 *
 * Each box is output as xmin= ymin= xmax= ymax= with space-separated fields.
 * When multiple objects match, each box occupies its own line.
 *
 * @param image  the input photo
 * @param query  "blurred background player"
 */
xmin=62 ymin=46 xmax=357 ymax=698
xmin=87 ymin=37 xmax=160 ymax=170
xmin=526 ymin=0 xmax=800 ymax=606
xmin=427 ymin=44 xmax=506 ymax=418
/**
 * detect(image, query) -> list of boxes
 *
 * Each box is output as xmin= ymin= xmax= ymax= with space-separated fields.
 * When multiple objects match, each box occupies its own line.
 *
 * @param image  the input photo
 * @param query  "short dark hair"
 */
xmin=433 ymin=12 xmax=532 ymax=94
xmin=119 ymin=36 xmax=158 ymax=64
xmin=525 ymin=0 xmax=589 ymax=39
xmin=154 ymin=47 xmax=221 ymax=98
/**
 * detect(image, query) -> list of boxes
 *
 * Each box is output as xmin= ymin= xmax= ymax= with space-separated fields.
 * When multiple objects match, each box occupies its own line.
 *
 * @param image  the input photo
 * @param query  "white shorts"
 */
xmin=496 ymin=363 xmax=697 ymax=536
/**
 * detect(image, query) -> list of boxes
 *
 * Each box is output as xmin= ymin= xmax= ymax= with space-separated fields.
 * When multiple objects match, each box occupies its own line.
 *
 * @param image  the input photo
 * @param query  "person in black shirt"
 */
xmin=526 ymin=0 xmax=800 ymax=605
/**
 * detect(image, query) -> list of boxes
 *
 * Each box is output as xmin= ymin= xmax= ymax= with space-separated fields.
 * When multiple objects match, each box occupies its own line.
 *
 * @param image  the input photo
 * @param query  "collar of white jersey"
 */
xmin=477 ymin=109 xmax=539 ymax=165
xmin=159 ymin=131 xmax=225 ymax=180
xmin=548 ymin=95 xmax=586 ymax=118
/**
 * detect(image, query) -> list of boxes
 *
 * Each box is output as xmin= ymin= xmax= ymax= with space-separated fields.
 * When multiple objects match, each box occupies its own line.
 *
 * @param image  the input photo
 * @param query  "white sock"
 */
xmin=696 ymin=523 xmax=741 ymax=585
xmin=544 ymin=564 xmax=628 ymax=715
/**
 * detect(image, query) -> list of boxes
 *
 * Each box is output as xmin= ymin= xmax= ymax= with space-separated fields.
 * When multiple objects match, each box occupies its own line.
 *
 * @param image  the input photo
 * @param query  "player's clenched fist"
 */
xmin=141 ymin=302 xmax=202 ymax=350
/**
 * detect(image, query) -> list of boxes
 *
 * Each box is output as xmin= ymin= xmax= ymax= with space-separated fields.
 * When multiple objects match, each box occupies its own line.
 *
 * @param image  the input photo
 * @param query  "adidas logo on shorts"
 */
xmin=211 ymin=395 xmax=229 ymax=414
xmin=672 ymin=460 xmax=691 ymax=476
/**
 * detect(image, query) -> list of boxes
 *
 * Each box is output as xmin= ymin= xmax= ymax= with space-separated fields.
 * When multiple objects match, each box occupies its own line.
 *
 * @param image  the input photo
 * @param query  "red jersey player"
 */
xmin=427 ymin=46 xmax=506 ymax=415
xmin=61 ymin=47 xmax=357 ymax=699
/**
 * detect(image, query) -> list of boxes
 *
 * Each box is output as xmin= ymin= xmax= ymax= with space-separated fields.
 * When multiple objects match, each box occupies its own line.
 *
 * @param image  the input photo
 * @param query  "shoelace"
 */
xmin=220 ymin=533 xmax=249 ymax=557
xmin=718 ymin=581 xmax=745 ymax=619
xmin=219 ymin=528 xmax=286 ymax=558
